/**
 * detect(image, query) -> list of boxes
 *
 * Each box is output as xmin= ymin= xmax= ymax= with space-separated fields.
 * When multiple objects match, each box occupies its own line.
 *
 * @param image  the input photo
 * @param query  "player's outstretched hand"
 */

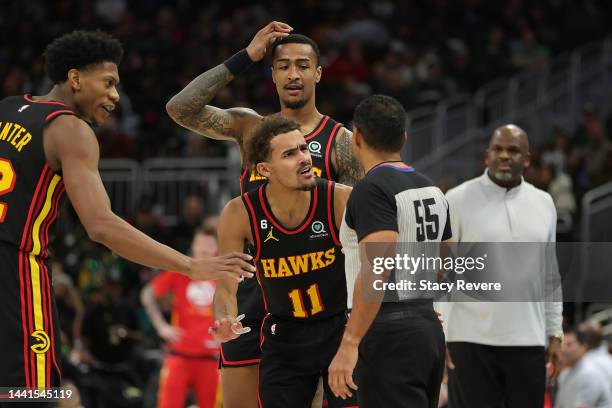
xmin=209 ymin=314 xmax=252 ymax=343
xmin=190 ymin=252 xmax=255 ymax=281
xmin=246 ymin=21 xmax=293 ymax=62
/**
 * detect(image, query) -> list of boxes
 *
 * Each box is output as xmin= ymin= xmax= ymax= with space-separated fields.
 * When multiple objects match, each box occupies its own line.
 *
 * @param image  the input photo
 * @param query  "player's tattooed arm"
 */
xmin=166 ymin=64 xmax=261 ymax=143
xmin=332 ymin=127 xmax=364 ymax=186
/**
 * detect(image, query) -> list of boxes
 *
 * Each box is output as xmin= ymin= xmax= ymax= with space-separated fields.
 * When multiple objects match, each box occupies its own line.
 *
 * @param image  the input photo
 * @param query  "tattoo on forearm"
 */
xmin=335 ymin=128 xmax=364 ymax=186
xmin=200 ymin=110 xmax=235 ymax=137
xmin=169 ymin=64 xmax=237 ymax=136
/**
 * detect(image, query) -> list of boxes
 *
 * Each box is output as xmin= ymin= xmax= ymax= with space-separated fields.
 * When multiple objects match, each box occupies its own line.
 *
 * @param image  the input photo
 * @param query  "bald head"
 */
xmin=490 ymin=124 xmax=530 ymax=152
xmin=485 ymin=124 xmax=531 ymax=188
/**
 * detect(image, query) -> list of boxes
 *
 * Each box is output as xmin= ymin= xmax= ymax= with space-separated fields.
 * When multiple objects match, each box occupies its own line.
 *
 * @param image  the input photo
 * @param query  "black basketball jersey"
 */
xmin=242 ymin=178 xmax=346 ymax=320
xmin=0 ymin=95 xmax=74 ymax=389
xmin=240 ymin=115 xmax=342 ymax=194
xmin=0 ymin=95 xmax=73 ymax=253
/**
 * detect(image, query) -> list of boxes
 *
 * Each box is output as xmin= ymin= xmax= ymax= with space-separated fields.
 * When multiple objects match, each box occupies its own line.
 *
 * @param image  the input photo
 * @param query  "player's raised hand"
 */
xmin=246 ymin=21 xmax=293 ymax=62
xmin=189 ymin=252 xmax=255 ymax=281
xmin=209 ymin=314 xmax=252 ymax=343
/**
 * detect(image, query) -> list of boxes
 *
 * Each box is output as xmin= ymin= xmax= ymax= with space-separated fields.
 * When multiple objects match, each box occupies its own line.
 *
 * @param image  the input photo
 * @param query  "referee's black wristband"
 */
xmin=223 ymin=49 xmax=253 ymax=76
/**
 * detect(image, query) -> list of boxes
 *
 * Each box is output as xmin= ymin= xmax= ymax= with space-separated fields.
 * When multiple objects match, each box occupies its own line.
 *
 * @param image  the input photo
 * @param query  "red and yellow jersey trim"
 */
xmin=18 ymin=164 xmax=64 ymax=389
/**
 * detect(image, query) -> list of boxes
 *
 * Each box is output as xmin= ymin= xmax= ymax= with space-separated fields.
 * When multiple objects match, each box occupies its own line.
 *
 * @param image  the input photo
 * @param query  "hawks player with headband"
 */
xmin=0 ymin=30 xmax=253 ymax=393
xmin=166 ymin=21 xmax=362 ymax=407
xmin=210 ymin=115 xmax=357 ymax=408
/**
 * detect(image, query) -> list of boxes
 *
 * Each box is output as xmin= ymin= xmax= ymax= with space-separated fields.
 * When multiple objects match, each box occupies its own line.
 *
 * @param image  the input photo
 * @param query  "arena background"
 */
xmin=1 ymin=0 xmax=611 ymax=406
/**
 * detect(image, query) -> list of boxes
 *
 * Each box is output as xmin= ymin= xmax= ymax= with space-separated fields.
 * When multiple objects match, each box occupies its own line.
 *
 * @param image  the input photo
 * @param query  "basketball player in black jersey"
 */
xmin=0 ymin=31 xmax=253 ymax=394
xmin=166 ymin=21 xmax=363 ymax=407
xmin=210 ymin=115 xmax=357 ymax=408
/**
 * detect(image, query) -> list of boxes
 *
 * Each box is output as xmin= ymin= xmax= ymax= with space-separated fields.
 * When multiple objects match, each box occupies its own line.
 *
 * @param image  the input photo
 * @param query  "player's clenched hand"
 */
xmin=246 ymin=21 xmax=293 ymax=62
xmin=328 ymin=342 xmax=359 ymax=400
xmin=189 ymin=252 xmax=255 ymax=281
xmin=209 ymin=314 xmax=251 ymax=343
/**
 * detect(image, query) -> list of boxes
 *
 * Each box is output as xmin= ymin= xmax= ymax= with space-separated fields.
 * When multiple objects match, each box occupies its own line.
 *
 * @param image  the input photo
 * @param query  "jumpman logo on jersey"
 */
xmin=264 ymin=226 xmax=279 ymax=243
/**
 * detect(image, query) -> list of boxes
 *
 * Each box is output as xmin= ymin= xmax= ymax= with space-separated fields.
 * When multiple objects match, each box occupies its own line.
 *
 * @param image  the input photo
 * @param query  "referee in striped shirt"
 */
xmin=328 ymin=94 xmax=452 ymax=407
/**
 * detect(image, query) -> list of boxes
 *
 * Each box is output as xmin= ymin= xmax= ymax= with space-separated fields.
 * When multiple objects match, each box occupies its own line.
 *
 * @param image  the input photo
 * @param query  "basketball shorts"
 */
xmin=219 ymin=275 xmax=265 ymax=368
xmin=0 ymin=244 xmax=62 ymax=389
xmin=258 ymin=313 xmax=358 ymax=408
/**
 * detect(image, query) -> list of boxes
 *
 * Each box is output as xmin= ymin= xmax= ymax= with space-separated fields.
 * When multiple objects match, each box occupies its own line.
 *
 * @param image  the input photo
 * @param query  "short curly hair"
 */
xmin=353 ymin=94 xmax=407 ymax=153
xmin=44 ymin=30 xmax=123 ymax=84
xmin=246 ymin=114 xmax=301 ymax=165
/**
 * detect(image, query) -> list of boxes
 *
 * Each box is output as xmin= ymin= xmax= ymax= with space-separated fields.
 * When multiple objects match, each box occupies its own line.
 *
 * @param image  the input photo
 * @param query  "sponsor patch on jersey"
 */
xmin=308 ymin=141 xmax=322 ymax=158
xmin=309 ymin=220 xmax=329 ymax=239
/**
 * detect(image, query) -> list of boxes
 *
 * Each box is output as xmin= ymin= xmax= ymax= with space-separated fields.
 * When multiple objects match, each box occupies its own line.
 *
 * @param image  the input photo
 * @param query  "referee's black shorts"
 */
xmin=0 ymin=244 xmax=61 ymax=389
xmin=258 ymin=313 xmax=358 ymax=408
xmin=357 ymin=300 xmax=445 ymax=408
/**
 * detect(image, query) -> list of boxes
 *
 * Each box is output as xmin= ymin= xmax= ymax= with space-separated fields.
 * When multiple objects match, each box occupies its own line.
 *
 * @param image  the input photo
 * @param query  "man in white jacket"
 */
xmin=442 ymin=124 xmax=563 ymax=408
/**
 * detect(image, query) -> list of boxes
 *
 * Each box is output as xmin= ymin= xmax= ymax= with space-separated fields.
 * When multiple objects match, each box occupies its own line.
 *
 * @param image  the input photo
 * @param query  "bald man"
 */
xmin=440 ymin=125 xmax=563 ymax=408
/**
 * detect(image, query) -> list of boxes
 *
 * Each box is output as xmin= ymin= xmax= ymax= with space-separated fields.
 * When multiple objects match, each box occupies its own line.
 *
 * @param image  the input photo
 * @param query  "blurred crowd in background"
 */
xmin=1 ymin=0 xmax=612 ymax=406
xmin=2 ymin=0 xmax=611 ymax=157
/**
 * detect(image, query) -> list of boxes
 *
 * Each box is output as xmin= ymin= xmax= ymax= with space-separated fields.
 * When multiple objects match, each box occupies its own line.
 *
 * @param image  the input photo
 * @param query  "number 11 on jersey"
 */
xmin=288 ymin=284 xmax=324 ymax=318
